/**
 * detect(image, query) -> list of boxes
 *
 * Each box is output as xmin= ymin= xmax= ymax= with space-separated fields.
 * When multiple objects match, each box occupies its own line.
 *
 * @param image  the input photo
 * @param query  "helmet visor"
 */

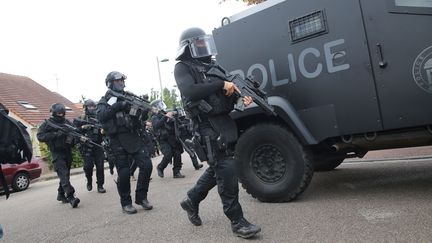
xmin=189 ymin=35 xmax=217 ymax=58
xmin=151 ymin=99 xmax=167 ymax=111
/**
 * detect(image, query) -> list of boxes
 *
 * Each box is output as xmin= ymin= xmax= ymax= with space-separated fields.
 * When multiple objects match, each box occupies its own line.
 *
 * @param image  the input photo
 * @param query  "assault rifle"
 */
xmin=45 ymin=119 xmax=103 ymax=148
xmin=74 ymin=117 xmax=102 ymax=129
xmin=107 ymin=90 xmax=152 ymax=116
xmin=206 ymin=65 xmax=277 ymax=116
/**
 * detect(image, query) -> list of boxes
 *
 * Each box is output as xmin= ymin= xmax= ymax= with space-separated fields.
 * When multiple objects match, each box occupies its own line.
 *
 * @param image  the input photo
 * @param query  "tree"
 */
xmin=148 ymin=87 xmax=181 ymax=110
xmin=220 ymin=0 xmax=266 ymax=5
xmin=242 ymin=0 xmax=266 ymax=5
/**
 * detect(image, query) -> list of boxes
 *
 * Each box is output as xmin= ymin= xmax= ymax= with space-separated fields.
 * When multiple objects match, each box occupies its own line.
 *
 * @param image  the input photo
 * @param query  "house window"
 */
xmin=17 ymin=101 xmax=38 ymax=110
xmin=65 ymin=106 xmax=72 ymax=112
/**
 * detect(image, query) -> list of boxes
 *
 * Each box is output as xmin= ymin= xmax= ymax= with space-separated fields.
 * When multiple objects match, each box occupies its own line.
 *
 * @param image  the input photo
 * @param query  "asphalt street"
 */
xmin=1 ymin=153 xmax=432 ymax=242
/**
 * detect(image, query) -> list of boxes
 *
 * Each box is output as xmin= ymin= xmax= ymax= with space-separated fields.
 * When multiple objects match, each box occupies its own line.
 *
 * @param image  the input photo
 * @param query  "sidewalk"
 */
xmin=34 ymin=146 xmax=432 ymax=182
xmin=33 ymin=164 xmax=111 ymax=183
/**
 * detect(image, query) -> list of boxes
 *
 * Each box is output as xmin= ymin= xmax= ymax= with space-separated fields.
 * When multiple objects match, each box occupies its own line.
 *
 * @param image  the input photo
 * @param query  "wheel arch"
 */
xmin=231 ymin=96 xmax=317 ymax=145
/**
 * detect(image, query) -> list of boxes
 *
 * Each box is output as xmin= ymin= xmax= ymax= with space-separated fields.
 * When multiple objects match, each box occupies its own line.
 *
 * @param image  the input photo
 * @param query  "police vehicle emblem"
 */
xmin=412 ymin=45 xmax=432 ymax=94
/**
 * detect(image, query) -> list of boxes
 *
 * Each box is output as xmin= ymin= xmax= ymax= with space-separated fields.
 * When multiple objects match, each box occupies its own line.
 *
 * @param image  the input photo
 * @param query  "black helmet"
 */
xmin=105 ymin=71 xmax=127 ymax=89
xmin=83 ymin=99 xmax=96 ymax=109
xmin=50 ymin=103 xmax=66 ymax=117
xmin=176 ymin=27 xmax=218 ymax=61
xmin=83 ymin=99 xmax=97 ymax=116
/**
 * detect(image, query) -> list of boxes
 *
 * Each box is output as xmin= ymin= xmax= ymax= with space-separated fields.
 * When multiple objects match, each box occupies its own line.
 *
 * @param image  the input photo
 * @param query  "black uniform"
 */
xmin=174 ymin=27 xmax=260 ymax=239
xmin=97 ymin=89 xmax=153 ymax=212
xmin=131 ymin=123 xmax=155 ymax=178
xmin=175 ymin=58 xmax=243 ymax=220
xmin=37 ymin=104 xmax=80 ymax=208
xmin=152 ymin=111 xmax=184 ymax=178
xmin=73 ymin=115 xmax=105 ymax=192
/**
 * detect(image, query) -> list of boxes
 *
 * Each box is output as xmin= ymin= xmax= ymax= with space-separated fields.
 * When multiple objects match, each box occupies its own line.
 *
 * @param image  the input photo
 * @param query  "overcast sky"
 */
xmin=0 ymin=0 xmax=250 ymax=102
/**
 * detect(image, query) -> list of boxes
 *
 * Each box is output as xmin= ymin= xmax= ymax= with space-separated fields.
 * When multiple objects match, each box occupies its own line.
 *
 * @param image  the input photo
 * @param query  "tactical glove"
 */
xmin=81 ymin=124 xmax=92 ymax=130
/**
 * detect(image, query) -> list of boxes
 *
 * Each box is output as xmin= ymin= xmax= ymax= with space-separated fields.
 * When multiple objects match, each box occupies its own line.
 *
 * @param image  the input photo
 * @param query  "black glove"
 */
xmin=111 ymin=101 xmax=128 ymax=112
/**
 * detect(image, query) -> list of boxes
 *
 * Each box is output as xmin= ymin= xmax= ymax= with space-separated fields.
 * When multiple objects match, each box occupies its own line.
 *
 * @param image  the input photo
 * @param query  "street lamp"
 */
xmin=156 ymin=56 xmax=169 ymax=100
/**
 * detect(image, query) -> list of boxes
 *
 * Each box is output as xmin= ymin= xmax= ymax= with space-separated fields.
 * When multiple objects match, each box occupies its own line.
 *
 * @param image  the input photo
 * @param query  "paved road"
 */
xmin=1 ymin=154 xmax=432 ymax=242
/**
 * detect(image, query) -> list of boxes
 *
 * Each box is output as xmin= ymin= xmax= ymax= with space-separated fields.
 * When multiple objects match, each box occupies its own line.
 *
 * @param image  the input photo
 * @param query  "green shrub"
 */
xmin=39 ymin=142 xmax=84 ymax=170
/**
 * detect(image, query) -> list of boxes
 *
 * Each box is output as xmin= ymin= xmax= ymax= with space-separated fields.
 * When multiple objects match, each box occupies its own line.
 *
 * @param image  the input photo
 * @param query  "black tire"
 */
xmin=235 ymin=123 xmax=313 ymax=202
xmin=12 ymin=172 xmax=30 ymax=191
xmin=312 ymin=157 xmax=344 ymax=172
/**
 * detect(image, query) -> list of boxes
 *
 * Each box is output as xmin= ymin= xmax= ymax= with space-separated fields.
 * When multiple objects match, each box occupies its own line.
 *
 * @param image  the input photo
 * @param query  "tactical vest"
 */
xmin=180 ymin=60 xmax=234 ymax=117
xmin=79 ymin=114 xmax=103 ymax=143
xmin=99 ymin=91 xmax=141 ymax=136
xmin=152 ymin=112 xmax=174 ymax=140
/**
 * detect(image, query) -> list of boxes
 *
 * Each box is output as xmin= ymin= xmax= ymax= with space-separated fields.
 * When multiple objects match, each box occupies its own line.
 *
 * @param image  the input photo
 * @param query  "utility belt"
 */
xmin=187 ymin=115 xmax=237 ymax=167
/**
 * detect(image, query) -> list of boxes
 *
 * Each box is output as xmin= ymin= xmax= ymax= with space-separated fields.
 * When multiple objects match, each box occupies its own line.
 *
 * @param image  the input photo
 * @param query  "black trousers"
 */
xmin=158 ymin=140 xmax=182 ymax=174
xmin=187 ymin=154 xmax=244 ymax=222
xmin=82 ymin=146 xmax=105 ymax=187
xmin=53 ymin=157 xmax=75 ymax=198
xmin=110 ymin=139 xmax=153 ymax=207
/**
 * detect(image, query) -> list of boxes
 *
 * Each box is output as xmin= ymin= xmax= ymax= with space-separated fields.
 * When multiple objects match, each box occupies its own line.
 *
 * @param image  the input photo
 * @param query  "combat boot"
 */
xmin=157 ymin=167 xmax=164 ymax=178
xmin=86 ymin=180 xmax=92 ymax=191
xmin=97 ymin=186 xmax=106 ymax=193
xmin=57 ymin=193 xmax=68 ymax=203
xmin=67 ymin=196 xmax=81 ymax=208
xmin=231 ymin=218 xmax=261 ymax=239
xmin=135 ymin=198 xmax=153 ymax=210
xmin=173 ymin=172 xmax=185 ymax=178
xmin=193 ymin=163 xmax=204 ymax=170
xmin=180 ymin=197 xmax=202 ymax=226
xmin=122 ymin=204 xmax=137 ymax=214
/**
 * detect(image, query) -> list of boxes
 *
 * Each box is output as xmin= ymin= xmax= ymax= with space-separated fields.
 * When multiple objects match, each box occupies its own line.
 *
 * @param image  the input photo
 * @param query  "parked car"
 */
xmin=0 ymin=158 xmax=42 ymax=192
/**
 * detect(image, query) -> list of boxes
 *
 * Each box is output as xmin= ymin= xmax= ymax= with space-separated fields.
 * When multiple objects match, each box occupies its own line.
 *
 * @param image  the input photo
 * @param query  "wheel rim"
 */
xmin=16 ymin=175 xmax=29 ymax=189
xmin=251 ymin=144 xmax=286 ymax=183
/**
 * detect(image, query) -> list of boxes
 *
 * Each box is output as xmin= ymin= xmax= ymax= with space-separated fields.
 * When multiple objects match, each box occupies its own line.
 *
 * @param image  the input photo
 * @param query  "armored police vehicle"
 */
xmin=212 ymin=0 xmax=432 ymax=202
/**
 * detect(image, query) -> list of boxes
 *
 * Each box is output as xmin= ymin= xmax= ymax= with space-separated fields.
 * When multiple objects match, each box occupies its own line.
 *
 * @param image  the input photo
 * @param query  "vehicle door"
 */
xmin=360 ymin=0 xmax=432 ymax=129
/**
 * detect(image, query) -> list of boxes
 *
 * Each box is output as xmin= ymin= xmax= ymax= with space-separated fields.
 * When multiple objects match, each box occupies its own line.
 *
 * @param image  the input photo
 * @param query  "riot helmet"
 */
xmin=176 ymin=27 xmax=218 ymax=61
xmin=83 ymin=99 xmax=97 ymax=116
xmin=105 ymin=71 xmax=127 ymax=91
xmin=150 ymin=99 xmax=167 ymax=114
xmin=0 ymin=102 xmax=9 ymax=115
xmin=50 ymin=103 xmax=66 ymax=122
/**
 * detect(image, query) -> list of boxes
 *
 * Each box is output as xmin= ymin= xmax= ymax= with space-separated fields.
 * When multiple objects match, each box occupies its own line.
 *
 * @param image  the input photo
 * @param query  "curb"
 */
xmin=33 ymin=164 xmax=110 ymax=183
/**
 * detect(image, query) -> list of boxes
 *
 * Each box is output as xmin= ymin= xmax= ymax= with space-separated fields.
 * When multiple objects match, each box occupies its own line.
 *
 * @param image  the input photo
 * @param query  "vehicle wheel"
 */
xmin=12 ymin=172 xmax=30 ymax=191
xmin=312 ymin=157 xmax=344 ymax=172
xmin=235 ymin=123 xmax=314 ymax=202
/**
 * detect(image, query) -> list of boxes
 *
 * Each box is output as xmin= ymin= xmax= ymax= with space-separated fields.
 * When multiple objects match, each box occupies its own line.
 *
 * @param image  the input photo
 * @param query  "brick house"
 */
xmin=0 ymin=72 xmax=83 ymax=157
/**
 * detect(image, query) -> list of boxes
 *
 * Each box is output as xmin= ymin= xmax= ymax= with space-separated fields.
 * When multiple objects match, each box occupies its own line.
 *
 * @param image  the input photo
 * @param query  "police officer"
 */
xmin=175 ymin=109 xmax=203 ymax=170
xmin=97 ymin=71 xmax=153 ymax=214
xmin=0 ymin=103 xmax=16 ymax=157
xmin=37 ymin=103 xmax=81 ymax=208
xmin=151 ymin=100 xmax=185 ymax=179
xmin=73 ymin=99 xmax=106 ymax=193
xmin=174 ymin=27 xmax=261 ymax=239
